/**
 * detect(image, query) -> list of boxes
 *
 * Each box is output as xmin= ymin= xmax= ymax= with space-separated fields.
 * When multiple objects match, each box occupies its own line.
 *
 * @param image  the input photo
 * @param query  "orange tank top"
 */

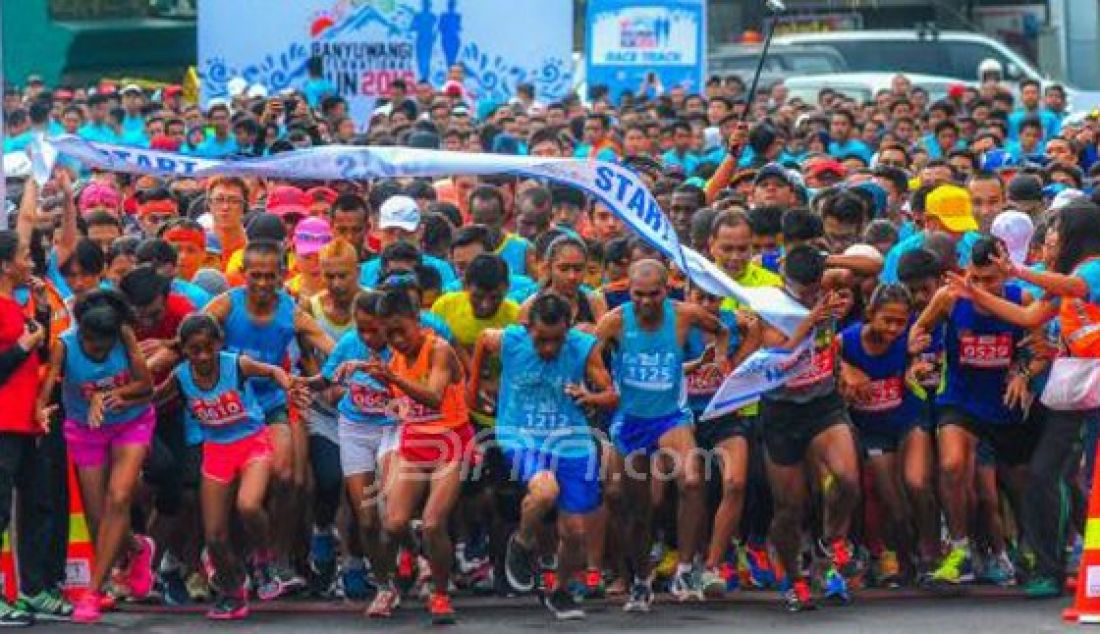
xmin=390 ymin=331 xmax=468 ymax=433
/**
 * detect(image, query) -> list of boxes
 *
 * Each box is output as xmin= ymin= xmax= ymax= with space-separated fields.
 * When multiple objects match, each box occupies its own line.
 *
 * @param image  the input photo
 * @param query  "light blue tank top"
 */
xmin=177 ymin=352 xmax=264 ymax=444
xmin=496 ymin=325 xmax=596 ymax=458
xmin=323 ymin=330 xmax=396 ymax=426
xmin=614 ymin=299 xmax=685 ymax=421
xmin=61 ymin=329 xmax=148 ymax=426
xmin=223 ymin=288 xmax=296 ymax=413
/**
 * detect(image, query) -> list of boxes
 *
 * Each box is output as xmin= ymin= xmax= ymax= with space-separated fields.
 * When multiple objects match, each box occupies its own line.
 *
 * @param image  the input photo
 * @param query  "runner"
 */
xmin=35 ymin=289 xmax=156 ymax=623
xmin=472 ymin=292 xmax=618 ymax=619
xmin=753 ymin=244 xmax=859 ymax=612
xmin=838 ymin=283 xmax=931 ymax=587
xmin=910 ymin=236 xmax=1033 ymax=586
xmin=156 ymin=314 xmax=307 ymax=620
xmin=203 ymin=240 xmax=334 ymax=599
xmin=595 ymin=259 xmax=730 ymax=610
xmin=367 ymin=288 xmax=472 ymax=625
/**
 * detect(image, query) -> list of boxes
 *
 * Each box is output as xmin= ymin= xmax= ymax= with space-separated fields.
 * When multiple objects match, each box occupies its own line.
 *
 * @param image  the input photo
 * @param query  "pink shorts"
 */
xmin=64 ymin=407 xmax=156 ymax=469
xmin=202 ymin=428 xmax=273 ymax=485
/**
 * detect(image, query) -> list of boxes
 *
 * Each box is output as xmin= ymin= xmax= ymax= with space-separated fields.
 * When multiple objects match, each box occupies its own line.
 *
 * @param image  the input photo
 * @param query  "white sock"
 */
xmin=676 ymin=562 xmax=692 ymax=576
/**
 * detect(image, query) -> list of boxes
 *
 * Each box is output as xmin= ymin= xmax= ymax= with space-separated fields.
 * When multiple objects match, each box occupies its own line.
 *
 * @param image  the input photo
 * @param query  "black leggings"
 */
xmin=309 ymin=434 xmax=343 ymax=529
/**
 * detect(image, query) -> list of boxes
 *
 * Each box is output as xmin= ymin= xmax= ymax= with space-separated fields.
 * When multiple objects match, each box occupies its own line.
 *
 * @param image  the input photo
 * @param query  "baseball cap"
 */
xmin=149 ymin=134 xmax=181 ymax=152
xmin=293 ymin=217 xmax=334 ymax=257
xmin=441 ymin=80 xmax=464 ymax=98
xmin=754 ymin=163 xmax=793 ymax=188
xmin=247 ymin=83 xmax=269 ymax=99
xmin=192 ymin=268 xmax=229 ymax=298
xmin=163 ymin=85 xmax=182 ymax=97
xmin=806 ymin=159 xmax=847 ymax=181
xmin=452 ymin=104 xmax=470 ymax=117
xmin=1007 ymin=174 xmax=1043 ymax=203
xmin=79 ymin=182 xmax=121 ymax=213
xmin=1052 ymin=188 xmax=1089 ymax=211
xmin=120 ymin=83 xmax=143 ymax=96
xmin=266 ymin=185 xmax=309 ymax=218
xmin=926 ymin=184 xmax=978 ymax=233
xmin=379 ymin=195 xmax=421 ymax=232
xmin=227 ymin=77 xmax=248 ymax=98
xmin=991 ymin=210 xmax=1034 ymax=265
xmin=853 ymin=181 xmax=888 ymax=218
xmin=26 ymin=75 xmax=43 ymax=86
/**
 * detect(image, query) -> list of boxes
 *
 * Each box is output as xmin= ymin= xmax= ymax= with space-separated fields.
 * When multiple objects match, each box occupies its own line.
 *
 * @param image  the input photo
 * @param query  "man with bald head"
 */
xmin=594 ymin=259 xmax=730 ymax=610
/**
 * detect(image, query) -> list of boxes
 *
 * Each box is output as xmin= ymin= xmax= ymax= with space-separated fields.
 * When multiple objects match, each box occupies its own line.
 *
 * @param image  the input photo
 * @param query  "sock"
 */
xmin=950 ymin=538 xmax=970 ymax=552
xmin=676 ymin=562 xmax=693 ymax=576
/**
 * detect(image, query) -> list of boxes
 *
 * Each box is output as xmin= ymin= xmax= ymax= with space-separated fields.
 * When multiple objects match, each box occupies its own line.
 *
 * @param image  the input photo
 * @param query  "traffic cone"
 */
xmin=0 ymin=530 xmax=15 ymax=602
xmin=1064 ymin=441 xmax=1100 ymax=623
xmin=61 ymin=460 xmax=94 ymax=601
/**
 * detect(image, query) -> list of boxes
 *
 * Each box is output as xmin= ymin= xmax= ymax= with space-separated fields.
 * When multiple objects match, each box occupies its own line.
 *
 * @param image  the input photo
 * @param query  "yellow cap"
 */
xmin=926 ymin=184 xmax=978 ymax=233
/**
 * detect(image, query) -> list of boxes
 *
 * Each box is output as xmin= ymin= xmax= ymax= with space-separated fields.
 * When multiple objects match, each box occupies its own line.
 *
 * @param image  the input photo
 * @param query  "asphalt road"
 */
xmin=24 ymin=590 xmax=1083 ymax=633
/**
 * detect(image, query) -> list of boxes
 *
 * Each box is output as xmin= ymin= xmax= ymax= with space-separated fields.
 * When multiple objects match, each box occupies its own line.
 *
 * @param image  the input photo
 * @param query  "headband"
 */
xmin=163 ymin=227 xmax=206 ymax=249
xmin=138 ymin=199 xmax=178 ymax=217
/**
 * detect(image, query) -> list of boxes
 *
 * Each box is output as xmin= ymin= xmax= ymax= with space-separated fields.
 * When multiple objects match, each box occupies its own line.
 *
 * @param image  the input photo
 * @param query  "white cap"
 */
xmin=379 ymin=195 xmax=421 ymax=232
xmin=227 ymin=77 xmax=248 ymax=97
xmin=120 ymin=83 xmax=143 ymax=96
xmin=2 ymin=152 xmax=32 ymax=179
xmin=843 ymin=243 xmax=884 ymax=263
xmin=991 ymin=210 xmax=1034 ymax=265
xmin=247 ymin=83 xmax=269 ymax=99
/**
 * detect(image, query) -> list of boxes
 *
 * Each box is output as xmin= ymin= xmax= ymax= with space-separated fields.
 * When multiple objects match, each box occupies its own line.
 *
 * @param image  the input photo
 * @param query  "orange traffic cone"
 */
xmin=62 ymin=460 xmax=94 ymax=601
xmin=0 ymin=530 xmax=16 ymax=602
xmin=1064 ymin=442 xmax=1100 ymax=623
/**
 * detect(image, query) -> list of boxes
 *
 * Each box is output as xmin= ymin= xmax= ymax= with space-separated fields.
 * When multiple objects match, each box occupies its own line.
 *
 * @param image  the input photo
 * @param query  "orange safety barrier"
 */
xmin=1065 ymin=442 xmax=1100 ymax=623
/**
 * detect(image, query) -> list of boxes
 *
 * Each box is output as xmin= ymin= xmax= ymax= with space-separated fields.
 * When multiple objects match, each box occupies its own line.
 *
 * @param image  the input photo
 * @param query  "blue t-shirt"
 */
xmin=1008 ymin=108 xmax=1061 ymax=141
xmin=78 ymin=122 xmax=118 ymax=144
xmin=828 ymin=139 xmax=872 ymax=164
xmin=190 ymin=135 xmax=239 ymax=158
xmin=881 ymin=231 xmax=980 ymax=284
xmin=172 ymin=279 xmax=213 ymax=310
xmin=322 ymin=332 xmax=396 ymax=425
xmin=303 ymin=77 xmax=338 ymax=109
xmin=178 ymin=352 xmax=265 ymax=444
xmin=661 ymin=149 xmax=700 ymax=176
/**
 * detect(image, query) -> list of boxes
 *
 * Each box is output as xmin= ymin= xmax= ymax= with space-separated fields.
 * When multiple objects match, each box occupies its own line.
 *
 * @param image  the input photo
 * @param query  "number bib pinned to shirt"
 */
xmin=852 ymin=376 xmax=904 ymax=413
xmin=959 ymin=332 xmax=1012 ymax=369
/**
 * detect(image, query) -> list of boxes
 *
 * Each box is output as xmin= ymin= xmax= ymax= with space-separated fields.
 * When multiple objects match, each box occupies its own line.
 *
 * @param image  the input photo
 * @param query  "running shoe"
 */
xmin=396 ymin=549 xmax=416 ymax=590
xmin=543 ymin=588 xmax=585 ymax=620
xmin=186 ymin=571 xmax=211 ymax=603
xmin=428 ymin=592 xmax=456 ymax=625
xmin=669 ymin=567 xmax=704 ymax=602
xmin=822 ymin=567 xmax=850 ymax=604
xmin=742 ymin=543 xmax=777 ymax=589
xmin=826 ymin=538 xmax=858 ymax=579
xmin=878 ymin=550 xmax=902 ymax=589
xmin=339 ymin=563 xmax=371 ymax=600
xmin=505 ymin=533 xmax=536 ymax=593
xmin=15 ymin=590 xmax=70 ymax=621
xmin=700 ymin=567 xmax=727 ymax=597
xmin=206 ymin=591 xmax=249 ymax=621
xmin=1023 ymin=576 xmax=1062 ymax=598
xmin=931 ymin=545 xmax=974 ymax=585
xmin=308 ymin=530 xmax=339 ymax=597
xmin=71 ymin=591 xmax=102 ymax=624
xmin=623 ymin=579 xmax=654 ymax=613
xmin=979 ymin=552 xmax=1017 ymax=587
xmin=128 ymin=535 xmax=157 ymax=599
xmin=655 ymin=548 xmax=679 ymax=579
xmin=414 ymin=556 xmax=434 ymax=599
xmin=256 ymin=562 xmax=307 ymax=601
xmin=157 ymin=566 xmax=191 ymax=606
xmin=584 ymin=568 xmax=606 ymax=599
xmin=468 ymin=559 xmax=495 ymax=595
xmin=366 ymin=583 xmax=401 ymax=618
xmin=782 ymin=578 xmax=815 ymax=613
xmin=0 ymin=599 xmax=34 ymax=627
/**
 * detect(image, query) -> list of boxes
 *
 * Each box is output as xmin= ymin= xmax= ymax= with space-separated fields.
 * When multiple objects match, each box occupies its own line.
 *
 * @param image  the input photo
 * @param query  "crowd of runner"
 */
xmin=2 ymin=60 xmax=1100 ymax=626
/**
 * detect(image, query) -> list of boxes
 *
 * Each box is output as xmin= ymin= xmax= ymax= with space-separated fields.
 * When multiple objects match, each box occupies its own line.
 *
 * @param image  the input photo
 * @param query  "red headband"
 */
xmin=138 ymin=199 xmax=178 ymax=217
xmin=163 ymin=227 xmax=206 ymax=249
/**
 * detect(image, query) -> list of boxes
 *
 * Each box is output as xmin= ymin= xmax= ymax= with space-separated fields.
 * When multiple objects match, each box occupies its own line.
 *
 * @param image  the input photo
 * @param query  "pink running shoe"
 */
xmin=72 ymin=591 xmax=102 ymax=624
xmin=128 ymin=535 xmax=156 ymax=599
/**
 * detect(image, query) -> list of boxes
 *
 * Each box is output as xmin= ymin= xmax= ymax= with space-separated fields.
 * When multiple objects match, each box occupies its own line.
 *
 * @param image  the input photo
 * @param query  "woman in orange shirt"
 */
xmin=360 ymin=288 xmax=470 ymax=625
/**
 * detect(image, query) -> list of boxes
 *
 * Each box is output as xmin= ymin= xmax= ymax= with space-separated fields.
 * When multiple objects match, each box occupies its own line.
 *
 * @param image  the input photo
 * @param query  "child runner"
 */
xmin=157 ymin=314 xmax=305 ymax=620
xmin=36 ymin=289 xmax=155 ymax=623
xmin=473 ymin=293 xmax=618 ymax=620
xmin=839 ymin=284 xmax=932 ymax=587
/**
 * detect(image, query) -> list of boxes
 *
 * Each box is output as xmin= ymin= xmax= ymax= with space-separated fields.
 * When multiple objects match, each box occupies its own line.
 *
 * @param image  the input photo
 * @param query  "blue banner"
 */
xmin=199 ymin=0 xmax=574 ymax=126
xmin=585 ymin=0 xmax=706 ymax=101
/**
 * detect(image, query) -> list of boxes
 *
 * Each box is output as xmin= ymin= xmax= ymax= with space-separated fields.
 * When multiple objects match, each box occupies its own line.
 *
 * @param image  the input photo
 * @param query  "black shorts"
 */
xmin=858 ymin=423 xmax=925 ymax=456
xmin=937 ymin=406 xmax=1039 ymax=467
xmin=695 ymin=413 xmax=753 ymax=451
xmin=760 ymin=392 xmax=851 ymax=466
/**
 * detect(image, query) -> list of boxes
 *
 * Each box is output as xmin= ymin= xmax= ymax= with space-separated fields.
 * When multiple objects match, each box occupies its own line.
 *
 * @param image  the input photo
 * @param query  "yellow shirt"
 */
xmin=719 ymin=263 xmax=782 ymax=312
xmin=430 ymin=291 xmax=520 ymax=351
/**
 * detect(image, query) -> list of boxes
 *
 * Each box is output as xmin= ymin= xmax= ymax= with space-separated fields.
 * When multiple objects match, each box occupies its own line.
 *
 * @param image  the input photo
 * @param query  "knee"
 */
xmin=236 ymin=497 xmax=264 ymax=520
xmin=420 ymin=512 xmax=447 ymax=538
xmin=721 ymin=476 xmax=747 ymax=501
xmin=561 ymin=517 xmax=586 ymax=543
xmin=105 ymin=487 xmax=133 ymax=515
xmin=939 ymin=454 xmax=968 ymax=483
xmin=903 ymin=471 xmax=931 ymax=500
xmin=383 ymin=509 xmax=411 ymax=537
xmin=603 ymin=480 xmax=624 ymax=510
xmin=678 ymin=469 xmax=704 ymax=497
xmin=831 ymin=471 xmax=860 ymax=500
xmin=527 ymin=475 xmax=561 ymax=508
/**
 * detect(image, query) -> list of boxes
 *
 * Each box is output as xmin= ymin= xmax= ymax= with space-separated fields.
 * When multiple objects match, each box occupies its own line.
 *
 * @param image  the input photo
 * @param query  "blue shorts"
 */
xmin=504 ymin=448 xmax=601 ymax=515
xmin=610 ymin=408 xmax=693 ymax=457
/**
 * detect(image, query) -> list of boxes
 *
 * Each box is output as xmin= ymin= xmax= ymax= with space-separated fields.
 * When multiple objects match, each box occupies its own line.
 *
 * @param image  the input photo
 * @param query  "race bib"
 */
xmin=79 ymin=370 xmax=131 ymax=400
xmin=787 ymin=340 xmax=835 ymax=389
xmin=348 ymin=381 xmax=389 ymax=414
xmin=686 ymin=363 xmax=725 ymax=396
xmin=852 ymin=376 xmax=904 ymax=413
xmin=959 ymin=332 xmax=1012 ymax=369
xmin=191 ymin=391 xmax=248 ymax=427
